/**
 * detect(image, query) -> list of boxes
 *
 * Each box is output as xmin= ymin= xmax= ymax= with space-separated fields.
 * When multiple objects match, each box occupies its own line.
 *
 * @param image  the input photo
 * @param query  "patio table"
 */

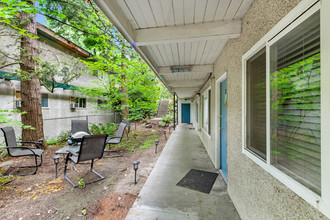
xmin=55 ymin=144 xmax=80 ymax=154
xmin=54 ymin=144 xmax=81 ymax=173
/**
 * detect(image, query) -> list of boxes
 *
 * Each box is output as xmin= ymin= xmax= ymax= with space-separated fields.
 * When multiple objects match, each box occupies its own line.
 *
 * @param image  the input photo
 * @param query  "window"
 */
xmin=246 ymin=48 xmax=266 ymax=160
xmin=71 ymin=97 xmax=86 ymax=108
xmin=41 ymin=94 xmax=48 ymax=107
xmin=202 ymin=89 xmax=211 ymax=135
xmin=243 ymin=2 xmax=324 ymax=210
xmin=270 ymin=11 xmax=320 ymax=194
xmin=76 ymin=98 xmax=86 ymax=108
xmin=196 ymin=101 xmax=199 ymax=123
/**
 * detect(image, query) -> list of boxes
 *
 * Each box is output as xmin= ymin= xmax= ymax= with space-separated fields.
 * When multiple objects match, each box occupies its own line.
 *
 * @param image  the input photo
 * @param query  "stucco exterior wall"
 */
xmin=209 ymin=0 xmax=327 ymax=219
xmin=196 ymin=79 xmax=217 ymax=167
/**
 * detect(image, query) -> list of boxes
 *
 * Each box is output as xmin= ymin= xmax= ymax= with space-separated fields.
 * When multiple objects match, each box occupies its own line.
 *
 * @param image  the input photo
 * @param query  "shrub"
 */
xmin=89 ymin=122 xmax=118 ymax=134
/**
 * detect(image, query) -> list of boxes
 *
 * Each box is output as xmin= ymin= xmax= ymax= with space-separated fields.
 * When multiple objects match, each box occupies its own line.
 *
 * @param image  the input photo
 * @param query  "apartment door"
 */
xmin=182 ymin=104 xmax=191 ymax=123
xmin=220 ymin=79 xmax=227 ymax=178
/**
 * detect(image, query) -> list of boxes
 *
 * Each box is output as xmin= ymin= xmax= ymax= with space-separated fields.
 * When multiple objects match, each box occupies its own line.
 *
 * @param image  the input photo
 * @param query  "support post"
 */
xmin=173 ymin=93 xmax=176 ymax=130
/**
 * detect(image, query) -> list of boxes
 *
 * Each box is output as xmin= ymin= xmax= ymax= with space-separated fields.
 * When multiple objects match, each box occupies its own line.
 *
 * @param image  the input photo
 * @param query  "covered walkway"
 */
xmin=126 ymin=124 xmax=240 ymax=220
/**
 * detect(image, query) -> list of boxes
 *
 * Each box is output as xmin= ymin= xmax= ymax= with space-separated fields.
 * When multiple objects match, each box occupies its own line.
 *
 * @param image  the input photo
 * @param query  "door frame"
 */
xmin=215 ymin=73 xmax=227 ymax=182
xmin=181 ymin=103 xmax=191 ymax=123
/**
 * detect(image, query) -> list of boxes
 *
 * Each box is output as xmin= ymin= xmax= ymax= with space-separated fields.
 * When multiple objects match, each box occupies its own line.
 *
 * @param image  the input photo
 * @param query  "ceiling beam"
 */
xmin=166 ymin=79 xmax=205 ymax=88
xmin=135 ymin=20 xmax=241 ymax=46
xmin=94 ymin=0 xmax=135 ymax=42
xmin=159 ymin=64 xmax=213 ymax=75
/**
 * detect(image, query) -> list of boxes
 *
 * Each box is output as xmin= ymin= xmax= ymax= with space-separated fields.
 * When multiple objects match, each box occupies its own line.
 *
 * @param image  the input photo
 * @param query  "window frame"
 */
xmin=41 ymin=94 xmax=48 ymax=108
xmin=242 ymin=1 xmax=330 ymax=217
xmin=202 ymin=87 xmax=211 ymax=137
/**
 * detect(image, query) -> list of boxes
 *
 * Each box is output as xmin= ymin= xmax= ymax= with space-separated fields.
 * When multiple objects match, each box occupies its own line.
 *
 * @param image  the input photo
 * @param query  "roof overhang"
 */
xmin=95 ymin=0 xmax=253 ymax=98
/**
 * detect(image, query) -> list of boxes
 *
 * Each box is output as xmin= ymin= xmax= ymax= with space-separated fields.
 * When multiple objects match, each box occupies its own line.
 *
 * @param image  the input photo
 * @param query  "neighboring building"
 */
xmin=0 ymin=23 xmax=113 ymax=140
xmin=96 ymin=0 xmax=330 ymax=218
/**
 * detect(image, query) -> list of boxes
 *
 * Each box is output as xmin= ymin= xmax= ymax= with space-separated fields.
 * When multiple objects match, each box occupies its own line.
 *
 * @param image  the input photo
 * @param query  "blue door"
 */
xmin=220 ymin=80 xmax=227 ymax=177
xmin=182 ymin=104 xmax=191 ymax=123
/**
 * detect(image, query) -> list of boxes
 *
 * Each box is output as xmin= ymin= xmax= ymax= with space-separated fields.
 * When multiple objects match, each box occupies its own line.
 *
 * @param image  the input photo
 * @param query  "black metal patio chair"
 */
xmin=104 ymin=122 xmax=127 ymax=158
xmin=122 ymin=119 xmax=135 ymax=138
xmin=0 ymin=127 xmax=44 ymax=176
xmin=64 ymin=134 xmax=108 ymax=188
xmin=69 ymin=120 xmax=91 ymax=145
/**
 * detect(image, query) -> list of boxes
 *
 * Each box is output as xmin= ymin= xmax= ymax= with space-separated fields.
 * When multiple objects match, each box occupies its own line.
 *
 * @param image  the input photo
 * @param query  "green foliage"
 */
xmin=89 ymin=122 xmax=118 ymax=135
xmin=0 ymin=174 xmax=14 ymax=190
xmin=161 ymin=114 xmax=173 ymax=124
xmin=82 ymin=209 xmax=87 ymax=216
xmin=116 ymin=130 xmax=159 ymax=152
xmin=77 ymin=177 xmax=85 ymax=188
xmin=270 ymin=53 xmax=320 ymax=158
xmin=43 ymin=0 xmax=171 ymax=120
xmin=46 ymin=130 xmax=70 ymax=145
xmin=140 ymin=139 xmax=155 ymax=149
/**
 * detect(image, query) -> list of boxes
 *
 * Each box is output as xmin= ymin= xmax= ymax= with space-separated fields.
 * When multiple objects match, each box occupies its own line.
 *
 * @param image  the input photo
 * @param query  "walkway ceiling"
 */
xmin=94 ymin=0 xmax=253 ymax=98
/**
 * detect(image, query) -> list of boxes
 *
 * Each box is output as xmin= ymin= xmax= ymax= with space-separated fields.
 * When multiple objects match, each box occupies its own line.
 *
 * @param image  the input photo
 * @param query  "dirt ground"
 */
xmin=0 ymin=121 xmax=172 ymax=220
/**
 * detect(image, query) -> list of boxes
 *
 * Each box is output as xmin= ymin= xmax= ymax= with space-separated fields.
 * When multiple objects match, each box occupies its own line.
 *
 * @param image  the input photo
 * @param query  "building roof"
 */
xmin=37 ymin=23 xmax=92 ymax=58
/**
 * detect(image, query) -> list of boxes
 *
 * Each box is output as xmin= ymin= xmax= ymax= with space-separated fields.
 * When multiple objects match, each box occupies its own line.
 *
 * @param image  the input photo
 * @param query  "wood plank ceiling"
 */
xmin=95 ymin=0 xmax=253 ymax=98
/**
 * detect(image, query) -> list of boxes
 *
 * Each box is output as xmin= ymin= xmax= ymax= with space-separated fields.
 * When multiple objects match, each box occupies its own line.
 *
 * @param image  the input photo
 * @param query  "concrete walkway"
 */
xmin=126 ymin=124 xmax=240 ymax=220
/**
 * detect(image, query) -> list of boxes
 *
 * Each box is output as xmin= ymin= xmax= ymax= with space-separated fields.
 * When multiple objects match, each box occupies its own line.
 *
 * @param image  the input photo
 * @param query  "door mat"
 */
xmin=176 ymin=169 xmax=218 ymax=194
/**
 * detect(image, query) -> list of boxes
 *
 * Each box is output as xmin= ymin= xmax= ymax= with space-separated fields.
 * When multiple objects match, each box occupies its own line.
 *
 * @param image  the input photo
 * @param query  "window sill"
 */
xmin=242 ymin=148 xmax=322 ymax=211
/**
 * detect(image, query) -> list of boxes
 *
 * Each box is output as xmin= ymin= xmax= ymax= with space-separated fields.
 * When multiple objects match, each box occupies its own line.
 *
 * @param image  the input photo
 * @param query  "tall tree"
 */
xmin=19 ymin=0 xmax=45 ymax=145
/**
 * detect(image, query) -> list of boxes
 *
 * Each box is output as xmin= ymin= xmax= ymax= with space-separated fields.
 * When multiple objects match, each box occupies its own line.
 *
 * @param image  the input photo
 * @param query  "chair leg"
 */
xmin=89 ymin=159 xmax=105 ymax=184
xmin=104 ymin=144 xmax=122 ymax=158
xmin=0 ymin=155 xmax=40 ymax=176
xmin=64 ymin=156 xmax=78 ymax=188
xmin=64 ymin=158 xmax=105 ymax=188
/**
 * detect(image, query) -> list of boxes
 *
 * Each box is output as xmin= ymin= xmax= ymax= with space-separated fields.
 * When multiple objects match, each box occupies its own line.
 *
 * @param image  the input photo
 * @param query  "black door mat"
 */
xmin=176 ymin=169 xmax=218 ymax=194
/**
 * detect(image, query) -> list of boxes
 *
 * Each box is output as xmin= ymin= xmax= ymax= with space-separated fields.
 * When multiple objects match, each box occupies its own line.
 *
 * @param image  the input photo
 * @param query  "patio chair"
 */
xmin=71 ymin=120 xmax=91 ymax=135
xmin=0 ymin=127 xmax=44 ymax=176
xmin=122 ymin=119 xmax=135 ymax=138
xmin=69 ymin=120 xmax=91 ymax=145
xmin=64 ymin=134 xmax=108 ymax=188
xmin=104 ymin=122 xmax=127 ymax=158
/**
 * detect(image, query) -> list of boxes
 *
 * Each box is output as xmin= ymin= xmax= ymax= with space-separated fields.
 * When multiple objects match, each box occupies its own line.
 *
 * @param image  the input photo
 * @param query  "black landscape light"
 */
xmin=155 ymin=139 xmax=159 ymax=154
xmin=52 ymin=155 xmax=60 ymax=178
xmin=163 ymin=130 xmax=167 ymax=140
xmin=132 ymin=160 xmax=140 ymax=185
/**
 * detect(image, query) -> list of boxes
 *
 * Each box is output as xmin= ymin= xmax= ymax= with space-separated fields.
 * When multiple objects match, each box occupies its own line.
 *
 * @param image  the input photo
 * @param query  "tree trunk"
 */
xmin=20 ymin=1 xmax=45 ymax=148
xmin=121 ymin=79 xmax=129 ymax=120
xmin=120 ymin=40 xmax=129 ymax=120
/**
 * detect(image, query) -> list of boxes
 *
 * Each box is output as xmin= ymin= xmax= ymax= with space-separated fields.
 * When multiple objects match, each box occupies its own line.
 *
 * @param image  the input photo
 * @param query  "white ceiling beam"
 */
xmin=94 ymin=0 xmax=135 ymax=42
xmin=135 ymin=20 xmax=241 ymax=46
xmin=159 ymin=64 xmax=213 ymax=75
xmin=167 ymin=80 xmax=205 ymax=88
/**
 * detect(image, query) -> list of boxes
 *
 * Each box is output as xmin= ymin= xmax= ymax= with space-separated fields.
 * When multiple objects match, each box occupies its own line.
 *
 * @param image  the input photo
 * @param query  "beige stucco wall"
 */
xmin=196 ymin=0 xmax=328 ymax=219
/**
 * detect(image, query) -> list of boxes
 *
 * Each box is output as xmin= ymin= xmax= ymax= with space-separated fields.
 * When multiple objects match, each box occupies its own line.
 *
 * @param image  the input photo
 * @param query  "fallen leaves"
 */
xmin=30 ymin=179 xmax=65 ymax=199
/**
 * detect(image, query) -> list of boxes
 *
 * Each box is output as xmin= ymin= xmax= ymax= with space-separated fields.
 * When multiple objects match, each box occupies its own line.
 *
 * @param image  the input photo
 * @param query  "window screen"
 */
xmin=270 ymin=11 xmax=320 ymax=194
xmin=246 ymin=48 xmax=267 ymax=159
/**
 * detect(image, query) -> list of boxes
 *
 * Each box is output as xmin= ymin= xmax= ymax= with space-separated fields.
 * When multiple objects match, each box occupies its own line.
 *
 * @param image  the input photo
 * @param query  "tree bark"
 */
xmin=120 ymin=40 xmax=129 ymax=120
xmin=121 ymin=78 xmax=129 ymax=120
xmin=20 ymin=1 xmax=45 ymax=148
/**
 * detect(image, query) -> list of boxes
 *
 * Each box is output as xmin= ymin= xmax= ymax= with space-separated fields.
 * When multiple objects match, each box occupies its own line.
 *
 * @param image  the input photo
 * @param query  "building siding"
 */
xmin=197 ymin=0 xmax=328 ymax=218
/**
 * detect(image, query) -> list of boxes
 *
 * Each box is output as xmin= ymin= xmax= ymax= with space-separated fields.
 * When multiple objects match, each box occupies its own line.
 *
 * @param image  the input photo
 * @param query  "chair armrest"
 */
xmin=4 ymin=146 xmax=39 ymax=156
xmin=108 ymin=136 xmax=123 ymax=139
xmin=19 ymin=141 xmax=43 ymax=149
xmin=66 ymin=149 xmax=78 ymax=157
